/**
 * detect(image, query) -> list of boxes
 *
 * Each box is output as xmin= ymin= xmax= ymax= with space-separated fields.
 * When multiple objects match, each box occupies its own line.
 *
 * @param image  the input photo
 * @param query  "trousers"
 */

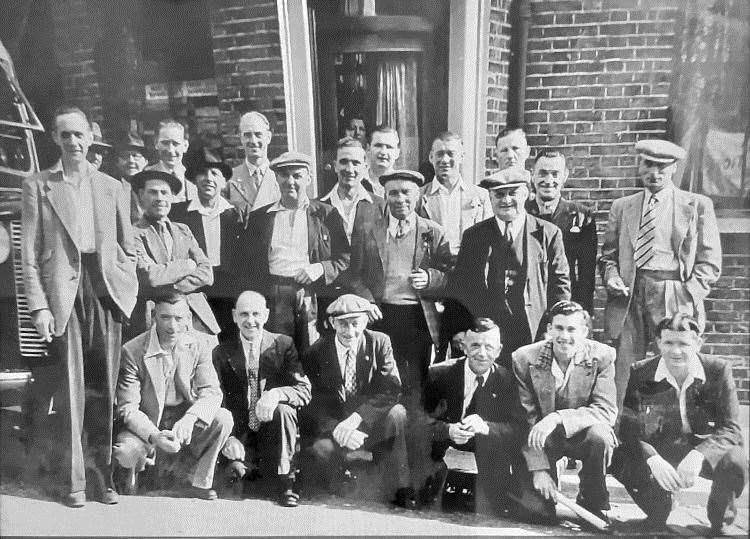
xmin=243 ymin=403 xmax=299 ymax=476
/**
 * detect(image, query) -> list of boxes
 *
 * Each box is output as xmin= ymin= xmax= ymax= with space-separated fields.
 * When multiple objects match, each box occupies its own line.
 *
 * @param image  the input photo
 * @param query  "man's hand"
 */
xmin=367 ymin=303 xmax=383 ymax=323
xmin=186 ymin=258 xmax=198 ymax=271
xmin=294 ymin=263 xmax=324 ymax=286
xmin=255 ymin=389 xmax=281 ymax=423
xmin=448 ymin=423 xmax=474 ymax=445
xmin=171 ymin=414 xmax=197 ymax=445
xmin=647 ymin=454 xmax=684 ymax=492
xmin=527 ymin=413 xmax=560 ymax=452
xmin=532 ymin=470 xmax=558 ymax=502
xmin=408 ymin=268 xmax=429 ymax=290
xmin=461 ymin=414 xmax=489 ymax=436
xmin=221 ymin=436 xmax=246 ymax=461
xmin=676 ymin=449 xmax=704 ymax=489
xmin=605 ymin=276 xmax=629 ymax=296
xmin=333 ymin=413 xmax=365 ymax=450
xmin=151 ymin=430 xmax=181 ymax=453
xmin=32 ymin=309 xmax=55 ymax=342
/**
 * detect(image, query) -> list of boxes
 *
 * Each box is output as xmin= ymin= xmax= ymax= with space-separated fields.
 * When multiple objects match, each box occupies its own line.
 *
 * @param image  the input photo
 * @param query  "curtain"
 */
xmin=376 ymin=57 xmax=419 ymax=169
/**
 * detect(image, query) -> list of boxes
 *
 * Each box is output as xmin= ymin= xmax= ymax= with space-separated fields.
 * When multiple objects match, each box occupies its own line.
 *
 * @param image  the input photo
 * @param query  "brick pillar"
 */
xmin=485 ymin=0 xmax=513 ymax=173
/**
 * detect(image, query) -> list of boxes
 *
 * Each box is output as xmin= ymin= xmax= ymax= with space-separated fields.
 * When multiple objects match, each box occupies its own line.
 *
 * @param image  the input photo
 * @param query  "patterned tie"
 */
xmin=246 ymin=342 xmax=261 ymax=432
xmin=343 ymin=348 xmax=357 ymax=400
xmin=395 ymin=219 xmax=407 ymax=239
xmin=634 ymin=193 xmax=657 ymax=269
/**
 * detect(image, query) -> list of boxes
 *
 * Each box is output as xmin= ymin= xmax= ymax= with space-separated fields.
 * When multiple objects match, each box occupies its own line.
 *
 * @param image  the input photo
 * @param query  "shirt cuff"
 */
xmin=305 ymin=263 xmax=325 ymax=281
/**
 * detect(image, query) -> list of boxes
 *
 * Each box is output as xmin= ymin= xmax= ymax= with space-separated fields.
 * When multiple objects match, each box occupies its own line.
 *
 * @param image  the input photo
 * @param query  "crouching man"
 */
xmin=114 ymin=292 xmax=232 ymax=500
xmin=613 ymin=313 xmax=747 ymax=534
xmin=512 ymin=300 xmax=618 ymax=524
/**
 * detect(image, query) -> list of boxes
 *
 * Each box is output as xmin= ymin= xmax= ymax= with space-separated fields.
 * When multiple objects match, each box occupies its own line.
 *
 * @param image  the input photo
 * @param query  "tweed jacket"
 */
xmin=512 ymin=339 xmax=618 ymax=471
xmin=226 ymin=161 xmax=280 ymax=217
xmin=213 ymin=331 xmax=311 ymax=440
xmin=619 ymin=354 xmax=743 ymax=469
xmin=599 ymin=188 xmax=721 ymax=338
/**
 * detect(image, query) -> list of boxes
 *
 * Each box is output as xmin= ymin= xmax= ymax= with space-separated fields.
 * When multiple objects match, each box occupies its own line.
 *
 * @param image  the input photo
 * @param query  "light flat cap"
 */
xmin=379 ymin=169 xmax=425 ymax=187
xmin=269 ymin=151 xmax=313 ymax=171
xmin=326 ymin=294 xmax=373 ymax=319
xmin=634 ymin=139 xmax=686 ymax=163
xmin=479 ymin=167 xmax=530 ymax=190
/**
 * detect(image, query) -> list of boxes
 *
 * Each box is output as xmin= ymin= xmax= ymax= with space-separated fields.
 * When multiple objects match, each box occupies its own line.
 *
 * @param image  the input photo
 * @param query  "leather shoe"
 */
xmin=279 ymin=488 xmax=300 ymax=507
xmin=393 ymin=487 xmax=417 ymax=510
xmin=100 ymin=488 xmax=119 ymax=505
xmin=64 ymin=491 xmax=86 ymax=508
xmin=186 ymin=486 xmax=218 ymax=500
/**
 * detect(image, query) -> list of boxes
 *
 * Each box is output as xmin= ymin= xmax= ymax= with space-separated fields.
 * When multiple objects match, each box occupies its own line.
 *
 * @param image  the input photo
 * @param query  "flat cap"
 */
xmin=379 ymin=169 xmax=425 ymax=187
xmin=189 ymin=159 xmax=233 ymax=181
xmin=115 ymin=131 xmax=146 ymax=153
xmin=479 ymin=167 xmax=530 ymax=190
xmin=634 ymin=139 xmax=686 ymax=163
xmin=89 ymin=121 xmax=111 ymax=151
xmin=326 ymin=294 xmax=373 ymax=319
xmin=269 ymin=151 xmax=313 ymax=171
xmin=131 ymin=170 xmax=182 ymax=195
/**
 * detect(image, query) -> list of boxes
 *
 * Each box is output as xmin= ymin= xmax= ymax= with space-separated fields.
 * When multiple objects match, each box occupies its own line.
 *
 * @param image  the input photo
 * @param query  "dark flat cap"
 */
xmin=130 ymin=170 xmax=182 ymax=195
xmin=115 ymin=131 xmax=146 ymax=153
xmin=379 ymin=169 xmax=426 ymax=187
xmin=326 ymin=294 xmax=373 ymax=319
xmin=269 ymin=151 xmax=313 ymax=171
xmin=189 ymin=160 xmax=233 ymax=181
xmin=634 ymin=139 xmax=686 ymax=163
xmin=479 ymin=167 xmax=530 ymax=190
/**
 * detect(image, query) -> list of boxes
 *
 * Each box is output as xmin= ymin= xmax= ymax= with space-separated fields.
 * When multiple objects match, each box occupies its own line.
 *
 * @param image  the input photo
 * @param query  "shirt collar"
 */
xmin=244 ymin=159 xmax=270 ymax=176
xmin=644 ymin=184 xmax=674 ymax=203
xmin=495 ymin=210 xmax=526 ymax=238
xmin=335 ymin=335 xmax=361 ymax=357
xmin=267 ymin=197 xmax=310 ymax=213
xmin=187 ymin=195 xmax=233 ymax=216
xmin=535 ymin=197 xmax=560 ymax=215
xmin=321 ymin=184 xmax=372 ymax=205
xmin=429 ymin=177 xmax=466 ymax=195
xmin=387 ymin=211 xmax=416 ymax=235
xmin=239 ymin=331 xmax=263 ymax=364
xmin=654 ymin=355 xmax=705 ymax=389
xmin=49 ymin=159 xmax=96 ymax=184
xmin=144 ymin=325 xmax=196 ymax=358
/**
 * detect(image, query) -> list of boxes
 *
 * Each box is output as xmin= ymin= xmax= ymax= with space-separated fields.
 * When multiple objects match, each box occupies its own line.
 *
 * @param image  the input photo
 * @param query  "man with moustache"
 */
xmin=226 ymin=111 xmax=280 ymax=217
xmin=22 ymin=105 xmax=138 ymax=506
xmin=526 ymin=151 xmax=597 ymax=314
xmin=213 ymin=291 xmax=311 ymax=507
xmin=364 ymin=125 xmax=401 ymax=197
xmin=114 ymin=131 xmax=149 ymax=224
xmin=599 ymin=139 xmax=721 ymax=410
xmin=495 ymin=127 xmax=532 ymax=180
xmin=146 ymin=119 xmax=197 ymax=203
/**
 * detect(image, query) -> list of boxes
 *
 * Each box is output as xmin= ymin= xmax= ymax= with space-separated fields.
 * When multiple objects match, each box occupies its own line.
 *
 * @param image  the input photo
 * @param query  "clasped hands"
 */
xmin=333 ymin=413 xmax=368 ymax=450
xmin=448 ymin=414 xmax=490 ymax=445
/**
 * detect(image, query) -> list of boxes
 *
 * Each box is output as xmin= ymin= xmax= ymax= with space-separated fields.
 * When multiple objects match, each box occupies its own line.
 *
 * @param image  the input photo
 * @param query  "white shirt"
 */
xmin=320 ymin=184 xmax=372 ymax=240
xmin=187 ymin=197 xmax=233 ymax=266
xmin=641 ymin=186 xmax=678 ymax=271
xmin=551 ymin=351 xmax=580 ymax=392
xmin=536 ymin=197 xmax=560 ymax=216
xmin=366 ymin=173 xmax=386 ymax=197
xmin=430 ymin=178 xmax=465 ymax=252
xmin=462 ymin=360 xmax=486 ymax=418
xmin=654 ymin=354 xmax=706 ymax=434
xmin=387 ymin=212 xmax=416 ymax=240
xmin=267 ymin=199 xmax=324 ymax=280
xmin=334 ymin=335 xmax=362 ymax=379
xmin=494 ymin=210 xmax=526 ymax=242
xmin=50 ymin=160 xmax=97 ymax=253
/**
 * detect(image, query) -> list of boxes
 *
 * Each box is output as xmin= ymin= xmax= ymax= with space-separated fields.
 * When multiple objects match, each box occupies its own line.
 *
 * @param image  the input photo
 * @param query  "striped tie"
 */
xmin=634 ymin=193 xmax=657 ymax=269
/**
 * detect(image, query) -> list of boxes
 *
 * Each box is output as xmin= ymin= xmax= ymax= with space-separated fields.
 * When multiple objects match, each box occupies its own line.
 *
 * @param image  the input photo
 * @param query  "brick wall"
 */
xmin=485 ymin=0 xmax=513 ymax=172
xmin=209 ymin=0 xmax=287 ymax=165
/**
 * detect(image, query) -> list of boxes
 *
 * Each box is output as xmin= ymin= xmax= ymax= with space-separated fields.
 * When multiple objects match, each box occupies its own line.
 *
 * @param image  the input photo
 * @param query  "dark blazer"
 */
xmin=424 ymin=358 xmax=525 ymax=444
xmin=241 ymin=199 xmax=350 ymax=296
xmin=302 ymin=329 xmax=401 ymax=436
xmin=526 ymin=198 xmax=597 ymax=313
xmin=619 ymin=354 xmax=743 ymax=469
xmin=449 ymin=214 xmax=571 ymax=340
xmin=213 ymin=331 xmax=311 ymax=440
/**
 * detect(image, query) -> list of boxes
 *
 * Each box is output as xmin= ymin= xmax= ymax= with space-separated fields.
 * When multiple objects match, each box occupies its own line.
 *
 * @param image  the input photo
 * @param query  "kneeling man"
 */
xmin=213 ymin=291 xmax=311 ymax=506
xmin=614 ymin=313 xmax=747 ymax=534
xmin=512 ymin=300 xmax=618 ymax=522
xmin=114 ymin=293 xmax=232 ymax=500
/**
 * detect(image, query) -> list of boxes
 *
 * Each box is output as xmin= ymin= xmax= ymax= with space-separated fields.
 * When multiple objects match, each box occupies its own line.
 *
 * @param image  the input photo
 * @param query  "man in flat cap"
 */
xmin=344 ymin=169 xmax=452 ymax=392
xmin=303 ymin=294 xmax=416 ymax=509
xmin=86 ymin=121 xmax=110 ymax=171
xmin=227 ymin=111 xmax=280 ymax=218
xmin=449 ymin=167 xmax=570 ymax=369
xmin=127 ymin=169 xmax=220 ymax=343
xmin=146 ymin=119 xmax=197 ymax=204
xmin=240 ymin=151 xmax=349 ymax=353
xmin=114 ymin=131 xmax=149 ymax=224
xmin=599 ymin=139 xmax=721 ymax=411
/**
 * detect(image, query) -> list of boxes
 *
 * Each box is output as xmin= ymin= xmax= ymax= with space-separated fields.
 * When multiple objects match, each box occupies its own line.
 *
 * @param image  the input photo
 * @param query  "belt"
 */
xmin=636 ymin=269 xmax=681 ymax=280
xmin=269 ymin=274 xmax=300 ymax=286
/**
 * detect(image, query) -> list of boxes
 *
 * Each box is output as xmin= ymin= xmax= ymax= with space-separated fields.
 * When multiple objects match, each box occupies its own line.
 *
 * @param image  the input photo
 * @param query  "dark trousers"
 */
xmin=28 ymin=254 xmax=121 ymax=494
xmin=242 ymin=403 xmax=299 ymax=477
xmin=266 ymin=277 xmax=318 ymax=353
xmin=496 ymin=309 xmax=532 ymax=371
xmin=612 ymin=444 xmax=748 ymax=529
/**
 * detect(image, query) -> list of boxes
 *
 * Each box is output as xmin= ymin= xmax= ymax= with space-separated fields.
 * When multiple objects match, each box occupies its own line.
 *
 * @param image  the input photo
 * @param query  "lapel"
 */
xmin=373 ymin=213 xmax=388 ymax=269
xmin=324 ymin=337 xmax=344 ymax=392
xmin=420 ymin=185 xmax=440 ymax=221
xmin=173 ymin=337 xmax=196 ymax=400
xmin=227 ymin=339 xmax=248 ymax=387
xmin=44 ymin=173 xmax=82 ymax=251
xmin=260 ymin=209 xmax=275 ymax=256
xmin=551 ymin=198 xmax=568 ymax=225
xmin=139 ymin=221 xmax=171 ymax=262
xmin=671 ymin=189 xmax=695 ymax=253
xmin=256 ymin=172 xmax=277 ymax=207
xmin=306 ymin=203 xmax=320 ymax=260
xmin=448 ymin=360 xmax=467 ymax=421
xmin=143 ymin=348 xmax=166 ymax=414
xmin=525 ymin=214 xmax=542 ymax=272
xmin=624 ymin=192 xmax=645 ymax=247
xmin=189 ymin=210 xmax=207 ymax=253
xmin=528 ymin=346 xmax=556 ymax=418
xmin=231 ymin=163 xmax=251 ymax=202
xmin=355 ymin=334 xmax=374 ymax=389
xmin=91 ymin=178 xmax=114 ymax=249
xmin=257 ymin=331 xmax=275 ymax=392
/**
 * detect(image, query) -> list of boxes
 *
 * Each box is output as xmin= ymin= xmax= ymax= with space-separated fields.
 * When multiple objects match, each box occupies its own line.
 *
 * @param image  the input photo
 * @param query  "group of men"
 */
xmin=20 ymin=104 xmax=746 ymax=533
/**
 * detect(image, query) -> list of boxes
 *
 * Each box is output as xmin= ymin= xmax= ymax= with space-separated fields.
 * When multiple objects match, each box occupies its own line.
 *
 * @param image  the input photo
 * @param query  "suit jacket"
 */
xmin=133 ymin=217 xmax=220 ymax=334
xmin=21 ymin=166 xmax=138 ymax=334
xmin=317 ymin=187 xmax=386 ymax=242
xmin=146 ymin=162 xmax=198 ymax=203
xmin=213 ymin=331 xmax=311 ymax=440
xmin=449 ymin=214 xmax=571 ymax=339
xmin=241 ymin=199 xmax=350 ymax=296
xmin=512 ymin=339 xmax=618 ymax=471
xmin=119 ymin=177 xmax=144 ymax=225
xmin=424 ymin=358 xmax=525 ymax=444
xmin=226 ymin=161 xmax=280 ymax=217
xmin=619 ymin=354 xmax=743 ymax=469
xmin=343 ymin=212 xmax=453 ymax=345
xmin=599 ymin=188 xmax=721 ymax=338
xmin=526 ymin=198 xmax=598 ymax=313
xmin=302 ymin=329 xmax=401 ymax=436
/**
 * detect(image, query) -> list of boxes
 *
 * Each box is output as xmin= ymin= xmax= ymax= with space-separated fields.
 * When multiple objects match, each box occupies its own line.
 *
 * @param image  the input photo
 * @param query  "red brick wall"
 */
xmin=485 ymin=0 xmax=513 ymax=171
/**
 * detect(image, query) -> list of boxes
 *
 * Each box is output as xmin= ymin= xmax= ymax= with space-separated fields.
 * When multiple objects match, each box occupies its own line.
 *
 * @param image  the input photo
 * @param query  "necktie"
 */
xmin=464 ymin=374 xmax=484 ymax=417
xmin=503 ymin=223 xmax=512 ymax=244
xmin=361 ymin=179 xmax=374 ymax=194
xmin=158 ymin=221 xmax=173 ymax=258
xmin=395 ymin=219 xmax=407 ymax=239
xmin=343 ymin=348 xmax=357 ymax=400
xmin=634 ymin=193 xmax=657 ymax=269
xmin=246 ymin=342 xmax=261 ymax=431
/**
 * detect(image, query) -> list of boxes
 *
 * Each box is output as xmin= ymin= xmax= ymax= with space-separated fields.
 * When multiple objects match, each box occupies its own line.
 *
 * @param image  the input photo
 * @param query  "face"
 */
xmin=276 ymin=166 xmax=311 ymax=205
xmin=195 ymin=168 xmax=227 ymax=201
xmin=233 ymin=293 xmax=269 ymax=341
xmin=240 ymin=116 xmax=272 ymax=162
xmin=638 ymin=157 xmax=676 ymax=193
xmin=463 ymin=331 xmax=502 ymax=376
xmin=335 ymin=146 xmax=368 ymax=189
xmin=548 ymin=312 xmax=589 ymax=357
xmin=331 ymin=314 xmax=368 ymax=346
xmin=533 ymin=156 xmax=568 ymax=202
xmin=657 ymin=329 xmax=701 ymax=370
xmin=117 ymin=150 xmax=147 ymax=178
xmin=140 ymin=179 xmax=173 ymax=219
xmin=153 ymin=299 xmax=191 ymax=345
xmin=368 ymin=131 xmax=400 ymax=171
xmin=429 ymin=139 xmax=464 ymax=183
xmin=345 ymin=119 xmax=366 ymax=144
xmin=53 ymin=112 xmax=93 ymax=163
xmin=385 ymin=179 xmax=420 ymax=220
xmin=87 ymin=149 xmax=104 ymax=170
xmin=495 ymin=130 xmax=530 ymax=170
xmin=490 ymin=185 xmax=529 ymax=222
xmin=155 ymin=126 xmax=187 ymax=169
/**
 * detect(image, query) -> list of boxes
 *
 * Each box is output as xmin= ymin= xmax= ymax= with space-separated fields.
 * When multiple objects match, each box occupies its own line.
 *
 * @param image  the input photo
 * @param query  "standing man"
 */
xmin=146 ymin=119 xmax=197 ymax=203
xmin=213 ymin=291 xmax=311 ymax=507
xmin=319 ymin=137 xmax=384 ymax=243
xmin=614 ymin=313 xmax=747 ymax=534
xmin=22 ymin=105 xmax=138 ymax=507
xmin=226 ymin=111 xmax=280 ymax=217
xmin=450 ymin=168 xmax=570 ymax=368
xmin=345 ymin=170 xmax=453 ymax=391
xmin=241 ymin=151 xmax=349 ymax=352
xmin=86 ymin=121 xmax=110 ymax=171
xmin=343 ymin=116 xmax=367 ymax=147
xmin=599 ymin=139 xmax=721 ymax=410
xmin=364 ymin=125 xmax=401 ymax=197
xmin=526 ymin=150 xmax=598 ymax=314
xmin=495 ymin=127 xmax=532 ymax=180
xmin=113 ymin=130 xmax=148 ymax=224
